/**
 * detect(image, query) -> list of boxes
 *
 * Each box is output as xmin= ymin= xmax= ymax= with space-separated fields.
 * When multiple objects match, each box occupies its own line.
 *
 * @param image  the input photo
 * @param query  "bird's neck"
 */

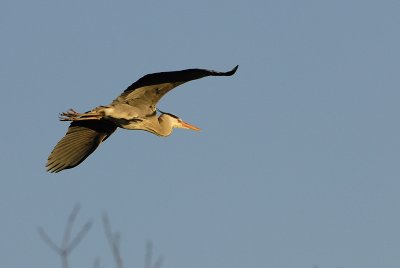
xmin=145 ymin=115 xmax=174 ymax=137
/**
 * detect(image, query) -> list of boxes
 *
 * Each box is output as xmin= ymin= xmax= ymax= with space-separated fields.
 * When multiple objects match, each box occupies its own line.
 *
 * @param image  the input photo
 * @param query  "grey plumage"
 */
xmin=47 ymin=65 xmax=238 ymax=172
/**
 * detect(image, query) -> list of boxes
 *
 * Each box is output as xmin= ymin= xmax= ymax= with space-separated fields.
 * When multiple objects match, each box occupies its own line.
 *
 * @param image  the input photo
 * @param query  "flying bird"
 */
xmin=46 ymin=65 xmax=238 ymax=172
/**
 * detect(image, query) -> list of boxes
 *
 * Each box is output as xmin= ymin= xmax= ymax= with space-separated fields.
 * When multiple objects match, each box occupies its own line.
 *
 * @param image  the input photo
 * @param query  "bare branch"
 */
xmin=62 ymin=204 xmax=80 ymax=250
xmin=145 ymin=240 xmax=163 ymax=268
xmin=65 ymin=220 xmax=93 ymax=254
xmin=93 ymin=257 xmax=101 ymax=268
xmin=102 ymin=213 xmax=114 ymax=254
xmin=153 ymin=256 xmax=164 ymax=268
xmin=145 ymin=241 xmax=153 ymax=268
xmin=37 ymin=227 xmax=61 ymax=254
xmin=61 ymin=254 xmax=68 ymax=268
xmin=38 ymin=205 xmax=92 ymax=268
xmin=40 ymin=207 xmax=164 ymax=268
xmin=102 ymin=212 xmax=123 ymax=268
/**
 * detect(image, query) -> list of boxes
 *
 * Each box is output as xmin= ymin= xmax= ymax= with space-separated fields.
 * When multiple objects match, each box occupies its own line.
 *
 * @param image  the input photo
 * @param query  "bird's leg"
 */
xmin=59 ymin=108 xmax=102 ymax=121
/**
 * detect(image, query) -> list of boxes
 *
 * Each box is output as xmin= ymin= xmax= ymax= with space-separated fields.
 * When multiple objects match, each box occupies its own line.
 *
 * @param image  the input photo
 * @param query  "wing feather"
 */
xmin=46 ymin=119 xmax=117 ymax=173
xmin=112 ymin=65 xmax=238 ymax=110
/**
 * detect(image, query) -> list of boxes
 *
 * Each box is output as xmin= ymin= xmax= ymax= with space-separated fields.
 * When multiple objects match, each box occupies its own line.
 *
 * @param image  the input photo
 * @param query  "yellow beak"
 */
xmin=180 ymin=120 xmax=201 ymax=131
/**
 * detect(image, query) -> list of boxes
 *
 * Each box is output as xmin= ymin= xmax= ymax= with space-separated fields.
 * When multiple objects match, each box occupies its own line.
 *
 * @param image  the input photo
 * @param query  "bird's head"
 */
xmin=157 ymin=109 xmax=200 ymax=131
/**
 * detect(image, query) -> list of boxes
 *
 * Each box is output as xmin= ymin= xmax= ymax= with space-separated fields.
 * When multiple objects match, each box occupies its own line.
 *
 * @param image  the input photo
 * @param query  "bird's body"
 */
xmin=47 ymin=65 xmax=238 ymax=172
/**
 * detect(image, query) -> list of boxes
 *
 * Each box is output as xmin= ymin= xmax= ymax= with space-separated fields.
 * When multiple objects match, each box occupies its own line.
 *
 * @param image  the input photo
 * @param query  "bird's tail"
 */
xmin=46 ymin=119 xmax=117 ymax=173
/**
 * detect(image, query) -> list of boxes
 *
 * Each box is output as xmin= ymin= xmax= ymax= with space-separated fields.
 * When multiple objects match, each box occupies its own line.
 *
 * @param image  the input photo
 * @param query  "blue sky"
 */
xmin=1 ymin=0 xmax=400 ymax=267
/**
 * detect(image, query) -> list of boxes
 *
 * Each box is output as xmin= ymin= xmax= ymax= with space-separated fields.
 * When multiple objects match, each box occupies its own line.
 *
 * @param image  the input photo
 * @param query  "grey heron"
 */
xmin=46 ymin=65 xmax=238 ymax=172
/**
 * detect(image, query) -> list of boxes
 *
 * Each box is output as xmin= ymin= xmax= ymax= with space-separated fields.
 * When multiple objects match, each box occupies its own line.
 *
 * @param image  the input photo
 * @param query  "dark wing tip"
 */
xmin=211 ymin=65 xmax=239 ymax=76
xmin=228 ymin=65 xmax=239 ymax=75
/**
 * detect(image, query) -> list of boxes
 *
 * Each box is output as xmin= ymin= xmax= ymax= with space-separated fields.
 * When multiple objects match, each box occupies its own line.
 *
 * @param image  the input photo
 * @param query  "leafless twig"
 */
xmin=93 ymin=257 xmax=101 ymax=268
xmin=145 ymin=240 xmax=164 ymax=268
xmin=38 ymin=204 xmax=92 ymax=268
xmin=102 ymin=212 xmax=123 ymax=268
xmin=39 ymin=206 xmax=164 ymax=268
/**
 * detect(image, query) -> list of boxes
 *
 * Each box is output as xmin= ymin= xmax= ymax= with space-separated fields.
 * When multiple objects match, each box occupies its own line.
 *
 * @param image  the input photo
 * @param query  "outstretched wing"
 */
xmin=46 ymin=119 xmax=117 ymax=173
xmin=112 ymin=65 xmax=238 ymax=112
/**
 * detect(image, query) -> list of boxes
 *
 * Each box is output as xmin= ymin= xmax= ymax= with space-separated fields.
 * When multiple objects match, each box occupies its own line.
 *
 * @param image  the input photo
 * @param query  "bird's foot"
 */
xmin=59 ymin=109 xmax=102 ymax=121
xmin=59 ymin=109 xmax=79 ymax=121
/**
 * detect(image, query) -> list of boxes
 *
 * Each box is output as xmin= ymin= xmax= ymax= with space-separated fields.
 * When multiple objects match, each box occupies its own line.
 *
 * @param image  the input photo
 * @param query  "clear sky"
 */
xmin=1 ymin=0 xmax=400 ymax=267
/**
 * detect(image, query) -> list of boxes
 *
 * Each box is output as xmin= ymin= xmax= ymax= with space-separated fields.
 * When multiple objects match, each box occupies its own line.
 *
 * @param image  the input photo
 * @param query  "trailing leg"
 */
xmin=59 ymin=108 xmax=103 ymax=121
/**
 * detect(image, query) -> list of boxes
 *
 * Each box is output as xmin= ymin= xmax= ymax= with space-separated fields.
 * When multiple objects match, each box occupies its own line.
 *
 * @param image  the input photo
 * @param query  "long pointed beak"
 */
xmin=180 ymin=120 xmax=201 ymax=131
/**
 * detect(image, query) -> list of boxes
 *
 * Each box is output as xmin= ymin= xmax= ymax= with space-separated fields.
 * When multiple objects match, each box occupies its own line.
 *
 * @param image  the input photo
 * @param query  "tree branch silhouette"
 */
xmin=102 ymin=212 xmax=123 ymax=268
xmin=93 ymin=257 xmax=101 ymax=268
xmin=145 ymin=240 xmax=164 ymax=268
xmin=38 ymin=204 xmax=92 ymax=268
xmin=39 ymin=205 xmax=163 ymax=268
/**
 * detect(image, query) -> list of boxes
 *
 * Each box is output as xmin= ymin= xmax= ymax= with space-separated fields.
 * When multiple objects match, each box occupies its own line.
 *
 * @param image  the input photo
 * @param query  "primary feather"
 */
xmin=47 ymin=65 xmax=238 ymax=172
